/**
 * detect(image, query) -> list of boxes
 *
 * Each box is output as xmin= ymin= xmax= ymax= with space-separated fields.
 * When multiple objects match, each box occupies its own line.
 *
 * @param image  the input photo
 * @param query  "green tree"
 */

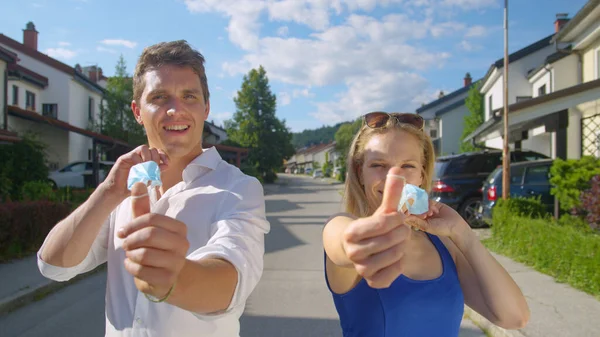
xmin=95 ymin=55 xmax=145 ymax=145
xmin=225 ymin=66 xmax=295 ymax=183
xmin=334 ymin=118 xmax=362 ymax=181
xmin=322 ymin=152 xmax=333 ymax=177
xmin=460 ymin=79 xmax=484 ymax=153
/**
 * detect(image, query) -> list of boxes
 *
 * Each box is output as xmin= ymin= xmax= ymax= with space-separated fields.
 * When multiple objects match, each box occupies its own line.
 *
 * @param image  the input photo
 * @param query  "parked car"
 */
xmin=48 ymin=160 xmax=115 ymax=188
xmin=305 ymin=167 xmax=313 ymax=175
xmin=431 ymin=150 xmax=549 ymax=227
xmin=478 ymin=159 xmax=555 ymax=224
xmin=313 ymin=169 xmax=323 ymax=179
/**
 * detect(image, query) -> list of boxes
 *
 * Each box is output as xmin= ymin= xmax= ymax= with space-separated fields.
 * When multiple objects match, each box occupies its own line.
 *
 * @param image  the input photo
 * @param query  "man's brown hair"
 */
xmin=133 ymin=40 xmax=210 ymax=104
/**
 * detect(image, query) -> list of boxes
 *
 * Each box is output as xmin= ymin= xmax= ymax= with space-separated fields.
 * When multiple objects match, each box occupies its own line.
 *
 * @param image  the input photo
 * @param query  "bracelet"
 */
xmin=144 ymin=283 xmax=176 ymax=303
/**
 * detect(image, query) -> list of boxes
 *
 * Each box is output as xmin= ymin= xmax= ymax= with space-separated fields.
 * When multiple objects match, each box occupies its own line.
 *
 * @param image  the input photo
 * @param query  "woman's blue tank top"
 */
xmin=325 ymin=233 xmax=464 ymax=337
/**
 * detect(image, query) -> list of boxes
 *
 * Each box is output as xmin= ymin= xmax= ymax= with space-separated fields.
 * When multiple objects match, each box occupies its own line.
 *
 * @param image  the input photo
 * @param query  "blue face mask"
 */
xmin=397 ymin=183 xmax=429 ymax=215
xmin=127 ymin=161 xmax=162 ymax=191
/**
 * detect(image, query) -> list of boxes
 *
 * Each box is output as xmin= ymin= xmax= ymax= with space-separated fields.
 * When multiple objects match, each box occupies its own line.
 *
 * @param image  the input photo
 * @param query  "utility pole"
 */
xmin=502 ymin=0 xmax=511 ymax=200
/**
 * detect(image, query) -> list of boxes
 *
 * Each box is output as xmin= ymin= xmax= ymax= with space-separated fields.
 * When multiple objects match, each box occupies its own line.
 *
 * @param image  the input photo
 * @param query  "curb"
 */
xmin=0 ymin=263 xmax=106 ymax=316
xmin=464 ymin=306 xmax=526 ymax=337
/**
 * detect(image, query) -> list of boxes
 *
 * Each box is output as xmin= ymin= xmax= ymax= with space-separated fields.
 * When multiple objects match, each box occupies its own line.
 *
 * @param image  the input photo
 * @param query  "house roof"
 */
xmin=0 ymin=129 xmax=20 ymax=143
xmin=552 ymin=0 xmax=600 ymax=42
xmin=0 ymin=45 xmax=17 ymax=63
xmin=7 ymin=105 xmax=131 ymax=147
xmin=481 ymin=33 xmax=554 ymax=87
xmin=435 ymin=98 xmax=466 ymax=117
xmin=8 ymin=63 xmax=49 ymax=88
xmin=0 ymin=33 xmax=105 ymax=95
xmin=416 ymin=82 xmax=476 ymax=114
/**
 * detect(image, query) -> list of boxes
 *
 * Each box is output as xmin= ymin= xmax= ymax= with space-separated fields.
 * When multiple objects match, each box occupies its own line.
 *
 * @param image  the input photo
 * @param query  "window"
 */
xmin=430 ymin=129 xmax=438 ymax=139
xmin=488 ymin=95 xmax=493 ymax=118
xmin=524 ymin=165 xmax=550 ymax=184
xmin=61 ymin=162 xmax=87 ymax=173
xmin=480 ymin=154 xmax=503 ymax=173
xmin=42 ymin=104 xmax=58 ymax=119
xmin=538 ymin=84 xmax=547 ymax=96
xmin=510 ymin=166 xmax=526 ymax=184
xmin=88 ymin=97 xmax=95 ymax=121
xmin=25 ymin=91 xmax=36 ymax=111
xmin=12 ymin=85 xmax=18 ymax=105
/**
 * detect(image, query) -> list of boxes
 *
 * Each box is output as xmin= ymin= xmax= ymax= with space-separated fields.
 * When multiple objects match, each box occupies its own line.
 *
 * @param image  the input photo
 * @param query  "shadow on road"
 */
xmin=240 ymin=314 xmax=342 ymax=337
xmin=265 ymin=216 xmax=306 ymax=254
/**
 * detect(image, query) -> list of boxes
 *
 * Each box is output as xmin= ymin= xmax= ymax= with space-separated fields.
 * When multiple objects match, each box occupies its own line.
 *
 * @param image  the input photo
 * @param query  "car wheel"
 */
xmin=459 ymin=197 xmax=485 ymax=228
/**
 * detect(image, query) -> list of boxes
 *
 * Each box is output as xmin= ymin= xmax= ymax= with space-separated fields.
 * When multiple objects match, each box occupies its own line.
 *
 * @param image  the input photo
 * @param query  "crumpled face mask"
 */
xmin=127 ymin=161 xmax=162 ymax=191
xmin=397 ymin=183 xmax=429 ymax=215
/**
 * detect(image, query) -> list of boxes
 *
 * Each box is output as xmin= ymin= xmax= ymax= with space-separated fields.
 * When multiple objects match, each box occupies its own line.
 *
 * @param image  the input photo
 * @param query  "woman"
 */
xmin=322 ymin=111 xmax=529 ymax=337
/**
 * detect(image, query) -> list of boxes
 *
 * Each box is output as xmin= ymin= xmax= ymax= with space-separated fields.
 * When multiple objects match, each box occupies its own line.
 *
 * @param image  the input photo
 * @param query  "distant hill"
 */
xmin=292 ymin=123 xmax=343 ymax=149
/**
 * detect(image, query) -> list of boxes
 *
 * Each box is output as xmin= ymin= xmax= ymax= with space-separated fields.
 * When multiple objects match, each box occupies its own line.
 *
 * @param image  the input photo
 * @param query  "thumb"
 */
xmin=377 ymin=166 xmax=405 ymax=214
xmin=131 ymin=182 xmax=150 ymax=219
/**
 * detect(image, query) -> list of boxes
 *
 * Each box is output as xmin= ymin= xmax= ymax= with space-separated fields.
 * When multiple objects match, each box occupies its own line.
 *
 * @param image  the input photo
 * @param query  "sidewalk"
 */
xmin=0 ymin=254 xmax=104 ymax=315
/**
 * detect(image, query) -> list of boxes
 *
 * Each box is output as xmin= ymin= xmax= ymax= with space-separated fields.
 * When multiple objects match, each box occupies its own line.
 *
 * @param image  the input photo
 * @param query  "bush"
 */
xmin=21 ymin=181 xmax=55 ymax=201
xmin=0 ymin=135 xmax=49 ymax=201
xmin=493 ymin=196 xmax=549 ymax=220
xmin=0 ymin=201 xmax=71 ymax=262
xmin=550 ymin=156 xmax=600 ymax=211
xmin=488 ymin=199 xmax=600 ymax=298
xmin=580 ymin=175 xmax=600 ymax=231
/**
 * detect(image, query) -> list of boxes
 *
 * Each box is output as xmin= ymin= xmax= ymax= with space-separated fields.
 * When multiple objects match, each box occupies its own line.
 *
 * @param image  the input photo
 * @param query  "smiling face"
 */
xmin=132 ymin=65 xmax=209 ymax=163
xmin=360 ymin=129 xmax=424 ymax=211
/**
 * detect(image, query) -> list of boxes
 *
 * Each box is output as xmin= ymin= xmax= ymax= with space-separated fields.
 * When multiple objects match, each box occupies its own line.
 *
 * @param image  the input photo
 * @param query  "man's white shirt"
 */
xmin=37 ymin=147 xmax=270 ymax=337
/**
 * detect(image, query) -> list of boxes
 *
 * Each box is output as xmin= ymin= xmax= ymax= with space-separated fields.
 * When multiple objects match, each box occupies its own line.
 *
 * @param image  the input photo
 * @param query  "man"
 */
xmin=37 ymin=40 xmax=270 ymax=336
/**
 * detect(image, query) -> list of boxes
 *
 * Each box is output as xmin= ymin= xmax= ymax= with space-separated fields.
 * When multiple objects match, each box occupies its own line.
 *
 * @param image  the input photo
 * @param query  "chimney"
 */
xmin=464 ymin=72 xmax=472 ymax=87
xmin=89 ymin=68 xmax=98 ymax=82
xmin=555 ymin=13 xmax=569 ymax=33
xmin=23 ymin=22 xmax=39 ymax=50
xmin=438 ymin=90 xmax=445 ymax=99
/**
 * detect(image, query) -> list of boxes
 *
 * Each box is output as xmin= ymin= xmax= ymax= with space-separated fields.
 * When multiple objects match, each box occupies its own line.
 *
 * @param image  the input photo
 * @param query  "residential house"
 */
xmin=416 ymin=73 xmax=478 ymax=156
xmin=0 ymin=22 xmax=129 ymax=170
xmin=465 ymin=3 xmax=600 ymax=160
xmin=0 ymin=45 xmax=20 ymax=143
xmin=286 ymin=142 xmax=340 ymax=174
xmin=311 ymin=142 xmax=337 ymax=172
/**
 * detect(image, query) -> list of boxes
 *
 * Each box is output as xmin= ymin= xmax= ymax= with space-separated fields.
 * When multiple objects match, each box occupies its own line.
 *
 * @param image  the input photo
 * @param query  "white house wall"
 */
xmin=439 ymin=105 xmax=468 ymax=155
xmin=553 ymin=54 xmax=580 ymax=90
xmin=7 ymin=115 xmax=69 ymax=169
xmin=522 ymin=132 xmax=552 ymax=157
xmin=68 ymin=80 xmax=103 ymax=163
xmin=484 ymin=44 xmax=556 ymax=120
xmin=0 ymin=43 xmax=71 ymax=121
xmin=531 ymin=72 xmax=551 ymax=98
xmin=7 ymin=80 xmax=42 ymax=112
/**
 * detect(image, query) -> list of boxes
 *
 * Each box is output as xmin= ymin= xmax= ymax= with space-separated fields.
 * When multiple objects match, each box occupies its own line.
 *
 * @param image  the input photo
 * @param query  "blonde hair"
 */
xmin=343 ymin=117 xmax=436 ymax=218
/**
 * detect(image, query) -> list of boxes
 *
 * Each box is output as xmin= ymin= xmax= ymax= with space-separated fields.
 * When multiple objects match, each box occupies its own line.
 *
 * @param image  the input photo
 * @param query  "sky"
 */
xmin=0 ymin=0 xmax=589 ymax=132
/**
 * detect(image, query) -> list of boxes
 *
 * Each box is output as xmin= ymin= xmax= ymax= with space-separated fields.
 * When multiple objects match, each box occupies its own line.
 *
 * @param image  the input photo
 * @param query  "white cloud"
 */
xmin=430 ymin=21 xmax=466 ymax=38
xmin=277 ymin=26 xmax=289 ymax=37
xmin=465 ymin=25 xmax=487 ymax=37
xmin=96 ymin=46 xmax=117 ymax=54
xmin=293 ymin=88 xmax=314 ymax=98
xmin=100 ymin=39 xmax=137 ymax=49
xmin=441 ymin=0 xmax=498 ymax=10
xmin=278 ymin=92 xmax=292 ymax=106
xmin=185 ymin=0 xmax=493 ymax=125
xmin=209 ymin=111 xmax=233 ymax=127
xmin=458 ymin=40 xmax=480 ymax=52
xmin=45 ymin=48 xmax=77 ymax=60
xmin=58 ymin=41 xmax=71 ymax=46
xmin=311 ymin=71 xmax=429 ymax=124
xmin=31 ymin=3 xmax=44 ymax=8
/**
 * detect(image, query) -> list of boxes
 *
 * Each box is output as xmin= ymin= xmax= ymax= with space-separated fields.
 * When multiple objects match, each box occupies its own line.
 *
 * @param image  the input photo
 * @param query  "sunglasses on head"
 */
xmin=363 ymin=111 xmax=424 ymax=131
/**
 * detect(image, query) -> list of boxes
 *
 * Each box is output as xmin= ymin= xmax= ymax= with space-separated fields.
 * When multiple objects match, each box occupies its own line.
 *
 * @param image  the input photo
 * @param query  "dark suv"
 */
xmin=479 ymin=159 xmax=555 ymax=224
xmin=431 ymin=150 xmax=549 ymax=227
